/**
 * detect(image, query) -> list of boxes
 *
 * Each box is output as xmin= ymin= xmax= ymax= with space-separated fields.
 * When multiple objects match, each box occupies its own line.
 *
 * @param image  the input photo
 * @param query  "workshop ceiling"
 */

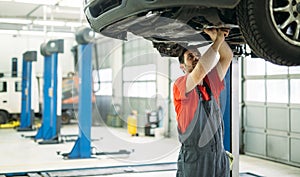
xmin=0 ymin=0 xmax=88 ymax=33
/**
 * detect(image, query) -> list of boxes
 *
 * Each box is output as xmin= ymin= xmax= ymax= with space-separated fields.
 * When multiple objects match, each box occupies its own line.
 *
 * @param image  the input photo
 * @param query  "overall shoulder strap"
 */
xmin=196 ymin=80 xmax=212 ymax=101
xmin=196 ymin=85 xmax=202 ymax=100
xmin=203 ymin=80 xmax=212 ymax=97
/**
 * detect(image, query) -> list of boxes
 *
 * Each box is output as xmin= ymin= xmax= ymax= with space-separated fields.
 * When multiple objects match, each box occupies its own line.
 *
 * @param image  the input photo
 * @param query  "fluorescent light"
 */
xmin=57 ymin=0 xmax=83 ymax=8
xmin=65 ymin=22 xmax=82 ymax=27
xmin=21 ymin=26 xmax=29 ymax=30
xmin=33 ymin=20 xmax=65 ymax=27
xmin=0 ymin=30 xmax=18 ymax=35
xmin=0 ymin=30 xmax=74 ymax=37
xmin=14 ymin=0 xmax=57 ymax=6
xmin=65 ymin=22 xmax=90 ymax=27
xmin=14 ymin=0 xmax=83 ymax=7
xmin=47 ymin=32 xmax=74 ymax=38
xmin=54 ymin=7 xmax=81 ymax=14
xmin=19 ymin=30 xmax=46 ymax=36
xmin=0 ymin=18 xmax=32 ymax=24
xmin=0 ymin=30 xmax=45 ymax=36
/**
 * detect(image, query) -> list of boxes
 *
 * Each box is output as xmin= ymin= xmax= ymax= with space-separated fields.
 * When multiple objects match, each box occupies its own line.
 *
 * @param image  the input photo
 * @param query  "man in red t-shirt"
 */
xmin=173 ymin=28 xmax=233 ymax=177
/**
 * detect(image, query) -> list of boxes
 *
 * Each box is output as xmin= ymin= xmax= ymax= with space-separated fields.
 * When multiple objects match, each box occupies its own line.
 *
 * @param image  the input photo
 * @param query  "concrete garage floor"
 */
xmin=0 ymin=124 xmax=300 ymax=177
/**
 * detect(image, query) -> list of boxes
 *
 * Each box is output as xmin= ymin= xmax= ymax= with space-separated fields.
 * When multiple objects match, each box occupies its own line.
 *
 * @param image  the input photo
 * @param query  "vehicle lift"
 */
xmin=223 ymin=47 xmax=242 ymax=177
xmin=17 ymin=51 xmax=37 ymax=132
xmin=34 ymin=39 xmax=64 ymax=144
xmin=62 ymin=27 xmax=130 ymax=159
xmin=64 ymin=28 xmax=93 ymax=158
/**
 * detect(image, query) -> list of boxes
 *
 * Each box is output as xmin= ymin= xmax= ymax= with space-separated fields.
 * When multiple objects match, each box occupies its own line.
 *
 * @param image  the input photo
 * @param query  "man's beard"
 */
xmin=185 ymin=64 xmax=195 ymax=73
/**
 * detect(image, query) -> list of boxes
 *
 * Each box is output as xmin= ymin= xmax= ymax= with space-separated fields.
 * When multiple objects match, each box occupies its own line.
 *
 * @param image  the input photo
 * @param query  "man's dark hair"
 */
xmin=178 ymin=48 xmax=187 ymax=64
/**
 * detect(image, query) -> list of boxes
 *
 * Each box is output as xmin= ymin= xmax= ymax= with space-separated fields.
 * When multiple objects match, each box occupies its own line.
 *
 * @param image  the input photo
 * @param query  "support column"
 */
xmin=18 ymin=51 xmax=37 ymax=131
xmin=35 ymin=40 xmax=64 ymax=144
xmin=68 ymin=43 xmax=93 ymax=158
xmin=222 ymin=57 xmax=239 ymax=177
xmin=66 ymin=27 xmax=94 ymax=158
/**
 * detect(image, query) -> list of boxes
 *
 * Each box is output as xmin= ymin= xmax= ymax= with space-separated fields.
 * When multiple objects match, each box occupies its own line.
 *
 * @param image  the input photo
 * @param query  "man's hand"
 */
xmin=204 ymin=28 xmax=233 ymax=81
xmin=203 ymin=28 xmax=230 ymax=43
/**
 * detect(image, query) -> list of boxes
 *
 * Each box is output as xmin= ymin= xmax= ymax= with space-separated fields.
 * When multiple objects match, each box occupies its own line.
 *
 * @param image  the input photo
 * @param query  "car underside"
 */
xmin=85 ymin=0 xmax=300 ymax=66
xmin=100 ymin=7 xmax=243 ymax=57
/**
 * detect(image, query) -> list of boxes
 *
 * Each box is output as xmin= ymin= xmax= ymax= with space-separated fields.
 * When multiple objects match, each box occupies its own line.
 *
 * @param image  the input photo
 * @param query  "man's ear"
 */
xmin=180 ymin=64 xmax=185 ymax=73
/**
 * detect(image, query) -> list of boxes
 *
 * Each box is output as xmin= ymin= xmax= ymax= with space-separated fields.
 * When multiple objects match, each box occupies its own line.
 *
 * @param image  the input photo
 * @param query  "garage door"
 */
xmin=242 ymin=57 xmax=300 ymax=166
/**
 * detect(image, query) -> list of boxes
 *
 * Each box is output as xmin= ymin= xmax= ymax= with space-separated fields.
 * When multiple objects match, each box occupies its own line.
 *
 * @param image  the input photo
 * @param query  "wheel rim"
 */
xmin=269 ymin=0 xmax=300 ymax=46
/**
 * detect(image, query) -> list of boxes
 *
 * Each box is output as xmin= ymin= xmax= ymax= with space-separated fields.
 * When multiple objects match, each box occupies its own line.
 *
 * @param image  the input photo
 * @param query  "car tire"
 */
xmin=0 ymin=111 xmax=9 ymax=124
xmin=61 ymin=111 xmax=71 ymax=125
xmin=237 ymin=0 xmax=300 ymax=66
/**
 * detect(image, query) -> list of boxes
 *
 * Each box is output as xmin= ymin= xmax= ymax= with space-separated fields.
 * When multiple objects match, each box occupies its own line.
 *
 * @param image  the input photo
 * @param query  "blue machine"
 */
xmin=223 ymin=70 xmax=231 ymax=151
xmin=220 ymin=58 xmax=240 ymax=176
xmin=35 ymin=39 xmax=64 ymax=144
xmin=67 ymin=43 xmax=93 ymax=158
xmin=63 ymin=27 xmax=130 ymax=158
xmin=17 ymin=51 xmax=37 ymax=132
xmin=66 ymin=27 xmax=94 ymax=158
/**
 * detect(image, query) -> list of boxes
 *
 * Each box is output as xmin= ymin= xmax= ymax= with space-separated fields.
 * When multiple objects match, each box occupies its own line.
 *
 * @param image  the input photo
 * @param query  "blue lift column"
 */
xmin=221 ymin=57 xmax=239 ymax=177
xmin=35 ymin=39 xmax=64 ymax=144
xmin=17 ymin=51 xmax=37 ymax=132
xmin=66 ymin=27 xmax=94 ymax=158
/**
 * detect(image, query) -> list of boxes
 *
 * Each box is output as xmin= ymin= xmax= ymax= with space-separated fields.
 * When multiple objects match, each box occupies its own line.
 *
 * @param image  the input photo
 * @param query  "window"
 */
xmin=93 ymin=68 xmax=112 ymax=96
xmin=0 ymin=82 xmax=7 ymax=92
xmin=289 ymin=67 xmax=300 ymax=74
xmin=266 ymin=62 xmax=288 ymax=75
xmin=124 ymin=81 xmax=156 ymax=98
xmin=245 ymin=57 xmax=265 ymax=76
xmin=267 ymin=79 xmax=288 ymax=103
xmin=15 ymin=81 xmax=22 ymax=92
xmin=245 ymin=80 xmax=265 ymax=102
xmin=290 ymin=79 xmax=300 ymax=104
xmin=123 ymin=64 xmax=156 ymax=98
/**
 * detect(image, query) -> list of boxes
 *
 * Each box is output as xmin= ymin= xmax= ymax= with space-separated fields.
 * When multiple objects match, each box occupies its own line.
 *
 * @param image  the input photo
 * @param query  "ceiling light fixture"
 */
xmin=12 ymin=0 xmax=83 ymax=7
xmin=0 ymin=29 xmax=18 ymax=35
xmin=47 ymin=32 xmax=74 ymax=38
xmin=19 ymin=30 xmax=46 ymax=36
xmin=14 ymin=0 xmax=57 ymax=6
xmin=65 ymin=22 xmax=88 ymax=27
xmin=55 ymin=0 xmax=83 ymax=8
xmin=33 ymin=20 xmax=65 ymax=27
xmin=0 ymin=17 xmax=88 ymax=28
xmin=0 ymin=18 xmax=32 ymax=24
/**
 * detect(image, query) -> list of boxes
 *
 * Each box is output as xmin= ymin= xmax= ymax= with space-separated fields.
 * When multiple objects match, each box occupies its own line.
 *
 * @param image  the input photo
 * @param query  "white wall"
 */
xmin=0 ymin=33 xmax=76 ymax=77
xmin=110 ymin=40 xmax=123 ymax=105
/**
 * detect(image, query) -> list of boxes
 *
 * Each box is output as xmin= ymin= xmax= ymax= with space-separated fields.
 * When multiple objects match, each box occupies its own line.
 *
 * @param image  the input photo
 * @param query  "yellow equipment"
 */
xmin=127 ymin=110 xmax=138 ymax=136
xmin=0 ymin=121 xmax=20 ymax=128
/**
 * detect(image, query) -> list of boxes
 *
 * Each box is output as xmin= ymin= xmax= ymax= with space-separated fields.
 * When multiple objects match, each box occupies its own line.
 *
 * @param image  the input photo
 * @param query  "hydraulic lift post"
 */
xmin=63 ymin=27 xmax=130 ymax=158
xmin=17 ymin=51 xmax=37 ymax=131
xmin=222 ymin=56 xmax=239 ymax=177
xmin=67 ymin=43 xmax=92 ymax=158
xmin=67 ymin=27 xmax=94 ymax=158
xmin=35 ymin=39 xmax=64 ymax=144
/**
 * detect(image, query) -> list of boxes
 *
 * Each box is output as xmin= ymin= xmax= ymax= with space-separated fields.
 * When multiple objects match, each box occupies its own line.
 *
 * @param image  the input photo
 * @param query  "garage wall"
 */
xmin=122 ymin=36 xmax=171 ymax=135
xmin=93 ymin=36 xmax=173 ymax=136
xmin=242 ymin=57 xmax=300 ymax=167
xmin=92 ymin=37 xmax=122 ymax=124
xmin=0 ymin=33 xmax=76 ymax=77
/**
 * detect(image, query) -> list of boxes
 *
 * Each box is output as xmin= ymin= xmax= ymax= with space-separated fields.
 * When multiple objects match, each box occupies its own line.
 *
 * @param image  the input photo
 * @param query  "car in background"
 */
xmin=83 ymin=0 xmax=300 ymax=66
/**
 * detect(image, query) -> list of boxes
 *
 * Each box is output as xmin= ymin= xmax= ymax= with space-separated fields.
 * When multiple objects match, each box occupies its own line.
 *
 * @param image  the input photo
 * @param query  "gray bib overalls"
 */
xmin=177 ymin=85 xmax=230 ymax=177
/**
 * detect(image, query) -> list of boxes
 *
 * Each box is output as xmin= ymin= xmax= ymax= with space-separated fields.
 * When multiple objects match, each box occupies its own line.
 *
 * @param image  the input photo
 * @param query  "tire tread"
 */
xmin=237 ymin=0 xmax=296 ymax=66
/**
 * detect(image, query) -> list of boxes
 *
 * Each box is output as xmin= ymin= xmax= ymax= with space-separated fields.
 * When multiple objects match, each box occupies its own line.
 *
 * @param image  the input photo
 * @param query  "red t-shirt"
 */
xmin=173 ymin=68 xmax=224 ymax=133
